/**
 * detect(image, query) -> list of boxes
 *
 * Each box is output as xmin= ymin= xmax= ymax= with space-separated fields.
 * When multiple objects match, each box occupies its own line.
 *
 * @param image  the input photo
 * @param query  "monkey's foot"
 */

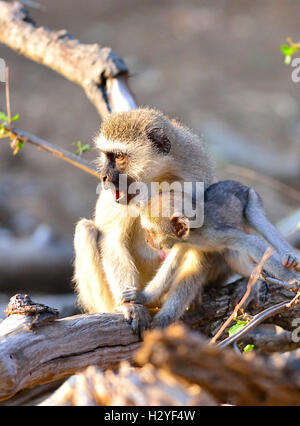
xmin=121 ymin=288 xmax=146 ymax=305
xmin=242 ymin=280 xmax=268 ymax=310
xmin=117 ymin=303 xmax=151 ymax=337
xmin=282 ymin=252 xmax=300 ymax=271
xmin=151 ymin=313 xmax=175 ymax=329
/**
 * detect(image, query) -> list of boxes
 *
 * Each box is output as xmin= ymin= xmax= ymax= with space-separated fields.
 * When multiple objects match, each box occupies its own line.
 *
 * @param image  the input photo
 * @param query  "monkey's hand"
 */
xmin=282 ymin=252 xmax=300 ymax=271
xmin=121 ymin=288 xmax=147 ymax=305
xmin=116 ymin=302 xmax=151 ymax=337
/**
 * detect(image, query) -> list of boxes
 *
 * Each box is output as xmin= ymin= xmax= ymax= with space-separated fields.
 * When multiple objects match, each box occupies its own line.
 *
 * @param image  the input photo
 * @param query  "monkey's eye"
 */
xmin=115 ymin=153 xmax=126 ymax=161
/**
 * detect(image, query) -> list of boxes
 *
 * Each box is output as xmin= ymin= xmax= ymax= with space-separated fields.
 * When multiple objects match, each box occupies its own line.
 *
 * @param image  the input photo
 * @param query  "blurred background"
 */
xmin=0 ymin=0 xmax=299 ymax=301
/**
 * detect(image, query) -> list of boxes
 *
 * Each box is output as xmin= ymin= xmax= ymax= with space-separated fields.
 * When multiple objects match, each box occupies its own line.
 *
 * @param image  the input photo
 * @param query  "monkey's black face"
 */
xmin=100 ymin=152 xmax=134 ymax=203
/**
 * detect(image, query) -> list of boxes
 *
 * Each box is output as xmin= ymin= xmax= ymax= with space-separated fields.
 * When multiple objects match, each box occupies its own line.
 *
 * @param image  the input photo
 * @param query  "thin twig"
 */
xmin=209 ymin=247 xmax=274 ymax=344
xmin=218 ymin=290 xmax=300 ymax=349
xmin=3 ymin=126 xmax=101 ymax=179
xmin=217 ymin=301 xmax=288 ymax=349
xmin=5 ymin=67 xmax=11 ymax=128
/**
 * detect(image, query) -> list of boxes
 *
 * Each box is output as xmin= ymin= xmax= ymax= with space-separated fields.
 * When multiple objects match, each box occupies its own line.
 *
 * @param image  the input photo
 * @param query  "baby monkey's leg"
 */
xmin=245 ymin=189 xmax=300 ymax=270
xmin=151 ymin=249 xmax=205 ymax=328
xmin=222 ymin=229 xmax=300 ymax=283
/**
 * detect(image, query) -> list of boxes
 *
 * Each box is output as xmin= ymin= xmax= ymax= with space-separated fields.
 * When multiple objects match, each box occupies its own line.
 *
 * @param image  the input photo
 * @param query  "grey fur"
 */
xmin=122 ymin=180 xmax=300 ymax=328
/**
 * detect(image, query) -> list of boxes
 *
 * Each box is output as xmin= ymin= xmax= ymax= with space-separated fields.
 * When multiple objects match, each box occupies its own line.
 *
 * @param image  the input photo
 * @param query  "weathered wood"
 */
xmin=243 ymin=329 xmax=300 ymax=354
xmin=0 ymin=293 xmax=78 ymax=320
xmin=0 ymin=313 xmax=140 ymax=401
xmin=40 ymin=364 xmax=216 ymax=406
xmin=0 ymin=380 xmax=64 ymax=406
xmin=0 ymin=277 xmax=299 ymax=401
xmin=136 ymin=325 xmax=300 ymax=406
xmin=0 ymin=1 xmax=137 ymax=117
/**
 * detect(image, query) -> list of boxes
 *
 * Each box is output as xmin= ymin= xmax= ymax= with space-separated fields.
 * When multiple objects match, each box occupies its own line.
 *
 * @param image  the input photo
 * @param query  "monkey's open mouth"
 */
xmin=115 ymin=189 xmax=125 ymax=203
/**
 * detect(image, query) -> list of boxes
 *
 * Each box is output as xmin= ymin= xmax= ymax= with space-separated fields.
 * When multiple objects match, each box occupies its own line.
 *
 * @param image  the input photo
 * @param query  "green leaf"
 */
xmin=281 ymin=41 xmax=299 ymax=65
xmin=81 ymin=144 xmax=92 ymax=153
xmin=281 ymin=44 xmax=291 ymax=55
xmin=12 ymin=139 xmax=24 ymax=155
xmin=17 ymin=139 xmax=24 ymax=149
xmin=229 ymin=320 xmax=248 ymax=337
xmin=243 ymin=344 xmax=254 ymax=353
xmin=11 ymin=113 xmax=20 ymax=122
xmin=0 ymin=126 xmax=5 ymax=135
xmin=0 ymin=112 xmax=8 ymax=122
xmin=73 ymin=141 xmax=91 ymax=156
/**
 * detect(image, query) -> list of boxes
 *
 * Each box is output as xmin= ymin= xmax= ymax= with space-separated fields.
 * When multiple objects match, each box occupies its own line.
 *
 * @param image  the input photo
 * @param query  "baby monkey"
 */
xmin=122 ymin=180 xmax=300 ymax=328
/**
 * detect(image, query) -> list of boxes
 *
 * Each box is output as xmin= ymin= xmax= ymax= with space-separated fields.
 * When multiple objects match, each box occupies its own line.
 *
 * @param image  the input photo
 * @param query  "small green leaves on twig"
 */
xmin=281 ymin=38 xmax=300 ymax=65
xmin=228 ymin=312 xmax=255 ymax=354
xmin=0 ymin=111 xmax=24 ymax=155
xmin=10 ymin=137 xmax=24 ymax=155
xmin=228 ymin=319 xmax=249 ymax=337
xmin=0 ymin=111 xmax=20 ymax=126
xmin=73 ymin=141 xmax=92 ymax=156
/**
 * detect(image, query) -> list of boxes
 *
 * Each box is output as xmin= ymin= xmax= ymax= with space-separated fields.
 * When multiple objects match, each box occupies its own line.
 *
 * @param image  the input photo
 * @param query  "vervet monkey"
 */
xmin=122 ymin=181 xmax=300 ymax=328
xmin=74 ymin=108 xmax=216 ymax=334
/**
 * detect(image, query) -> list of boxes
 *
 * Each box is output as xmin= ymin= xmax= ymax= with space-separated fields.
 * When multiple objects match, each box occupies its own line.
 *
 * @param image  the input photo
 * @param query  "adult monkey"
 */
xmin=73 ymin=108 xmax=215 ymax=333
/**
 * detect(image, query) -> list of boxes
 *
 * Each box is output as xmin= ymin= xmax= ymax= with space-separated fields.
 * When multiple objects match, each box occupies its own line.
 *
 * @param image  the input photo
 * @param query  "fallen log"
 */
xmin=0 ymin=277 xmax=299 ymax=401
xmin=0 ymin=380 xmax=64 ymax=406
xmin=136 ymin=325 xmax=300 ymax=406
xmin=40 ymin=364 xmax=216 ymax=406
xmin=0 ymin=312 xmax=140 ymax=401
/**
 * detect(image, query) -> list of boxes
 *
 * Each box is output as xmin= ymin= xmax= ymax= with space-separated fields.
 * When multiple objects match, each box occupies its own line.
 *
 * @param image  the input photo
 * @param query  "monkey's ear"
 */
xmin=170 ymin=215 xmax=190 ymax=240
xmin=146 ymin=127 xmax=171 ymax=155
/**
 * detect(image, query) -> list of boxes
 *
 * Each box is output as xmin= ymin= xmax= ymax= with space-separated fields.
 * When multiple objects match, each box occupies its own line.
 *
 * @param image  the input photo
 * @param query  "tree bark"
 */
xmin=39 ymin=364 xmax=216 ymax=406
xmin=136 ymin=325 xmax=300 ymax=406
xmin=0 ymin=278 xmax=299 ymax=401
xmin=0 ymin=312 xmax=140 ymax=401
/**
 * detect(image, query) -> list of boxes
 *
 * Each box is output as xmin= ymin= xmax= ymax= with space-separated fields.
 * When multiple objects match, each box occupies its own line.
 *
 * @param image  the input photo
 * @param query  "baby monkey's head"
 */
xmin=140 ymin=191 xmax=191 ymax=252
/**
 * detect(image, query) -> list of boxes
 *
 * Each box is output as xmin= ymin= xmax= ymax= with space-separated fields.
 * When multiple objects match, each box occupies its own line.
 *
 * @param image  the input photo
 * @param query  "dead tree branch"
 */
xmin=0 ymin=278 xmax=300 ymax=401
xmin=0 ymin=1 xmax=137 ymax=117
xmin=136 ymin=325 xmax=300 ymax=406
xmin=39 ymin=364 xmax=216 ymax=406
xmin=0 ymin=312 xmax=140 ymax=401
xmin=243 ymin=330 xmax=300 ymax=354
